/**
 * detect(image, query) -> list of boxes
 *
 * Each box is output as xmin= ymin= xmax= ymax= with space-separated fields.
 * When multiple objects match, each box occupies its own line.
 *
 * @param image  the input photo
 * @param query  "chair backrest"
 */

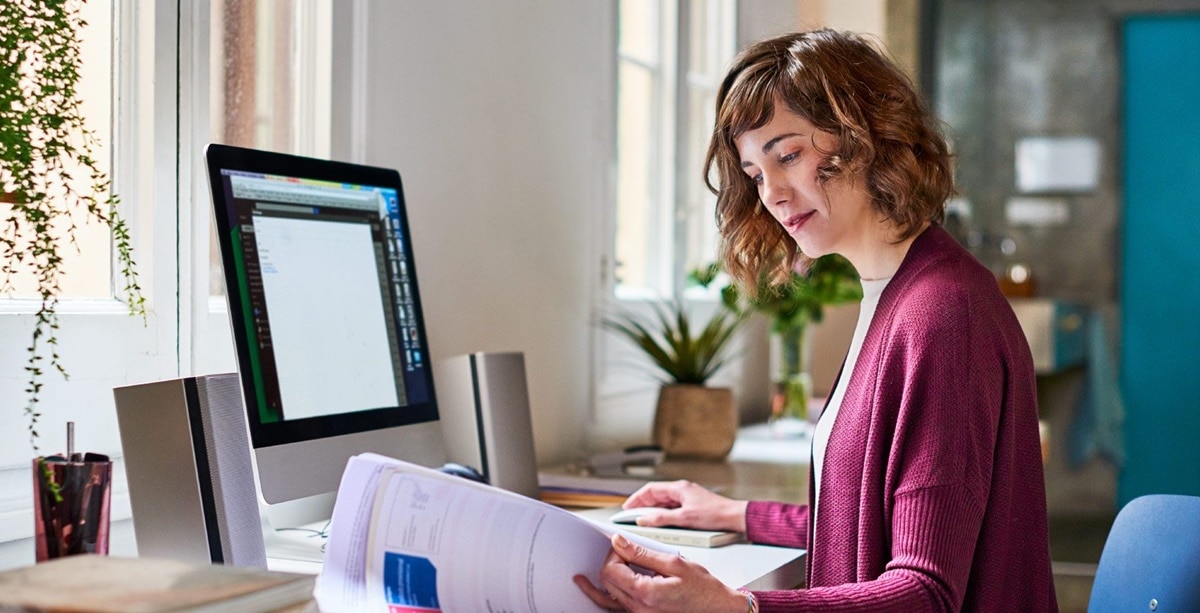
xmin=1088 ymin=494 xmax=1200 ymax=612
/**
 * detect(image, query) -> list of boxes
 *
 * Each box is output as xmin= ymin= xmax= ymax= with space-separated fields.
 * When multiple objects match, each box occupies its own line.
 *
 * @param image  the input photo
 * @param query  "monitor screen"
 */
xmin=206 ymin=144 xmax=446 ymax=515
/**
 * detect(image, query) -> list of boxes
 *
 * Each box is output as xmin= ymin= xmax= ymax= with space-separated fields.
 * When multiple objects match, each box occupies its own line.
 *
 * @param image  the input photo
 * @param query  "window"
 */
xmin=0 ymin=0 xmax=342 ymax=544
xmin=612 ymin=0 xmax=736 ymax=300
xmin=592 ymin=1 xmax=738 ymax=437
xmin=0 ymin=0 xmax=173 ymax=543
xmin=192 ymin=0 xmax=339 ymax=376
xmin=0 ymin=0 xmax=115 ymax=301
xmin=207 ymin=0 xmax=334 ymax=296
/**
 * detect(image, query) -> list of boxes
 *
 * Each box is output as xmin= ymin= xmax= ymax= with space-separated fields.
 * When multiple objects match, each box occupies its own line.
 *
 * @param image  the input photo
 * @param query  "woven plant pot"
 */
xmin=653 ymin=384 xmax=737 ymax=459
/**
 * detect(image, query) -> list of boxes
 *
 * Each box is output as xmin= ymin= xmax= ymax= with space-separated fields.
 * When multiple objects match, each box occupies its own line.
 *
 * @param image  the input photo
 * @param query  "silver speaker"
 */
xmin=113 ymin=374 xmax=266 ymax=568
xmin=436 ymin=352 xmax=540 ymax=498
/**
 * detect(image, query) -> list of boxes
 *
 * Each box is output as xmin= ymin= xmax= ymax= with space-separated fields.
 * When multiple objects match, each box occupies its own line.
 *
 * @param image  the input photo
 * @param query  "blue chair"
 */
xmin=1088 ymin=494 xmax=1200 ymax=612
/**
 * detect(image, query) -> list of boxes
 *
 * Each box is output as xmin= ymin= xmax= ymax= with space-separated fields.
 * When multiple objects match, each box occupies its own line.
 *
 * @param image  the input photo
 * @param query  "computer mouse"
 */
xmin=610 ymin=507 xmax=661 ymax=525
xmin=439 ymin=462 xmax=488 ymax=484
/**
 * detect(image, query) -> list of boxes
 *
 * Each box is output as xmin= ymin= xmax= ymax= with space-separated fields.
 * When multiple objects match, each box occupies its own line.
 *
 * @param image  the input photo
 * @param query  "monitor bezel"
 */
xmin=204 ymin=143 xmax=439 ymax=449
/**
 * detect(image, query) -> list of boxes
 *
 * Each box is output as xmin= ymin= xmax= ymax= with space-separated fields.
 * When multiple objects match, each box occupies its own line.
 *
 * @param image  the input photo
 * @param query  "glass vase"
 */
xmin=769 ymin=322 xmax=813 ymax=437
xmin=33 ymin=456 xmax=112 ymax=561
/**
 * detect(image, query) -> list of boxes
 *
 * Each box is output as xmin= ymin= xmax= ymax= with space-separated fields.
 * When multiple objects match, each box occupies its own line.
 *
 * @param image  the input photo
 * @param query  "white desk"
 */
xmin=2 ymin=424 xmax=811 ymax=593
xmin=539 ymin=422 xmax=812 ymax=590
xmin=264 ymin=513 xmax=805 ymax=592
xmin=2 ymin=503 xmax=803 ymax=593
xmin=570 ymin=507 xmax=805 ymax=590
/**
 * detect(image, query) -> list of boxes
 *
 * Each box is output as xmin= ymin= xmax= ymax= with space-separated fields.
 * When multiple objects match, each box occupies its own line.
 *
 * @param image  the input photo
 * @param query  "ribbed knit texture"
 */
xmin=744 ymin=226 xmax=1058 ymax=611
xmin=813 ymin=276 xmax=890 ymax=531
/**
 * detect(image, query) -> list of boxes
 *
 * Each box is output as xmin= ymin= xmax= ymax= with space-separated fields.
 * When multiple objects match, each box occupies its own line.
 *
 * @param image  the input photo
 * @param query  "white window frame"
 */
xmin=592 ymin=0 xmax=738 ymax=443
xmin=610 ymin=0 xmax=736 ymax=301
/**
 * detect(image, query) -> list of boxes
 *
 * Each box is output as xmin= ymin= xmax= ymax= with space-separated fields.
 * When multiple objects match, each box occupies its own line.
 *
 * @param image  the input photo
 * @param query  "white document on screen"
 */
xmin=315 ymin=452 xmax=677 ymax=613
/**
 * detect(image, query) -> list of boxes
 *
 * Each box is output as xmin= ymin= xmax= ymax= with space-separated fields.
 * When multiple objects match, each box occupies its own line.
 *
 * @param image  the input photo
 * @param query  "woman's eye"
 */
xmin=780 ymin=151 xmax=799 ymax=164
xmin=750 ymin=173 xmax=763 ymax=185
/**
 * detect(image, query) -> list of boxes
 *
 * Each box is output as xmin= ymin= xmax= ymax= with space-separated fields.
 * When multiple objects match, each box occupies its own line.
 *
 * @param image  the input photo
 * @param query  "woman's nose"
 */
xmin=760 ymin=171 xmax=790 ymax=206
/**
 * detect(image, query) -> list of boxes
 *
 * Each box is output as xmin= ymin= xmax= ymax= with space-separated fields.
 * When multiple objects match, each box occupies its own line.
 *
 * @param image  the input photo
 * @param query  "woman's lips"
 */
xmin=782 ymin=211 xmax=815 ymax=233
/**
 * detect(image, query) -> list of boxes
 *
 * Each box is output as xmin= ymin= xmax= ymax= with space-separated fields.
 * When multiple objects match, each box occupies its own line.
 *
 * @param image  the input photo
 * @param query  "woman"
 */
xmin=575 ymin=29 xmax=1056 ymax=611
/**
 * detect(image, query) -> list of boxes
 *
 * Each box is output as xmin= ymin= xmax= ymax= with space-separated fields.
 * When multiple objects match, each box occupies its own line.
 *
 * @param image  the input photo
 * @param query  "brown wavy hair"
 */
xmin=705 ymin=29 xmax=953 ymax=294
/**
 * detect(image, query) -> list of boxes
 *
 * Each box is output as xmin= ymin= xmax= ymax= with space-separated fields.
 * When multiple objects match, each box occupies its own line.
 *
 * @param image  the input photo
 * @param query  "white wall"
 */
xmin=359 ymin=1 xmax=613 ymax=464
xmin=797 ymin=0 xmax=888 ymax=35
xmin=354 ymin=1 xmax=891 ymax=465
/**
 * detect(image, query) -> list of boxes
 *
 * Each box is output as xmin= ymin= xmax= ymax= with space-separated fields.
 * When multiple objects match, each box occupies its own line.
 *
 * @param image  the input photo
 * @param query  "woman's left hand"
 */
xmin=573 ymin=533 xmax=747 ymax=612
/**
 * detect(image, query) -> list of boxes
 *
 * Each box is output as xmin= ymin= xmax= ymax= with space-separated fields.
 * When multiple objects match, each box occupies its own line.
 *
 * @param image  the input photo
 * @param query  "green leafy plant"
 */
xmin=693 ymin=255 xmax=862 ymax=422
xmin=691 ymin=254 xmax=863 ymax=332
xmin=1 ymin=0 xmax=146 ymax=454
xmin=603 ymin=301 xmax=746 ymax=385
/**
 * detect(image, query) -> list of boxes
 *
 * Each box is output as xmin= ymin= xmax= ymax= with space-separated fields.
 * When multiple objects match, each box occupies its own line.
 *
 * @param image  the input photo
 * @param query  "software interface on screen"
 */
xmin=216 ymin=170 xmax=431 ymax=425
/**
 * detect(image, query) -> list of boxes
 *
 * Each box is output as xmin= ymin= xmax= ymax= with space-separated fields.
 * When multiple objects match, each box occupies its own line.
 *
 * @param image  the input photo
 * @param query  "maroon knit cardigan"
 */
xmin=745 ymin=225 xmax=1057 ymax=611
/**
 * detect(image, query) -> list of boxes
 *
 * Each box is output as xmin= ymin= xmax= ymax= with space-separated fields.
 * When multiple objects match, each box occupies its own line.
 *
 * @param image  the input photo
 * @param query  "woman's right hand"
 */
xmin=621 ymin=480 xmax=748 ymax=533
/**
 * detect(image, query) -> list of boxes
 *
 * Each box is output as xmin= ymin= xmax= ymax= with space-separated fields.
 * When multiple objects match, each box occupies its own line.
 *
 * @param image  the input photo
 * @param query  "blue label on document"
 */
xmin=383 ymin=552 xmax=442 ymax=612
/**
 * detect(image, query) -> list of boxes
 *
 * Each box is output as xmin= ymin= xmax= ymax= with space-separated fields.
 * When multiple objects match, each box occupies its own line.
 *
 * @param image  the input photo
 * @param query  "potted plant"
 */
xmin=693 ymin=254 xmax=862 ymax=433
xmin=2 ymin=0 xmax=144 ymax=555
xmin=603 ymin=300 xmax=745 ymax=459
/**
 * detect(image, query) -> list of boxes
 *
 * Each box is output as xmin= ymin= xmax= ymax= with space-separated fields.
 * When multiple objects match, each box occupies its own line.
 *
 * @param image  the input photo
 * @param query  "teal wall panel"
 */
xmin=1120 ymin=15 xmax=1200 ymax=503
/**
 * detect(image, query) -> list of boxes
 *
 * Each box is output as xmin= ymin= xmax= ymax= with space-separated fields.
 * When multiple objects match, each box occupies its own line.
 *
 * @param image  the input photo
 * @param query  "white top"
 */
xmin=812 ymin=276 xmax=891 ymax=530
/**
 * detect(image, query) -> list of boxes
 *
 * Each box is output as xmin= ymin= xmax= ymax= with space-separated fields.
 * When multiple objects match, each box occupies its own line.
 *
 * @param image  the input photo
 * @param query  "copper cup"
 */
xmin=32 ymin=455 xmax=112 ymax=561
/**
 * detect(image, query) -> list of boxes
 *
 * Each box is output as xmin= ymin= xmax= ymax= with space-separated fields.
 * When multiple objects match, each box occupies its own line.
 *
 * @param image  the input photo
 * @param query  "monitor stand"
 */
xmin=260 ymin=492 xmax=336 ymax=564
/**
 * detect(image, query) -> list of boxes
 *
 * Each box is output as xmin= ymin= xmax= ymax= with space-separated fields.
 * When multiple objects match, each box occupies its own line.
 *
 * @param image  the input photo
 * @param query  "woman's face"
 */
xmin=734 ymin=99 xmax=875 ymax=261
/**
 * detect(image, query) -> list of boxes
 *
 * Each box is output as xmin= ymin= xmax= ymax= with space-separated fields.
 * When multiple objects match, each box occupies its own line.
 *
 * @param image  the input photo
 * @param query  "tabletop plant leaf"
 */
xmin=603 ymin=300 xmax=746 ymax=385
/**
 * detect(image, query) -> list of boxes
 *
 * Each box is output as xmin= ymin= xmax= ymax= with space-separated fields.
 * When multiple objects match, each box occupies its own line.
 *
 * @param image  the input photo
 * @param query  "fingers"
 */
xmin=626 ymin=482 xmax=747 ymax=532
xmin=573 ymin=574 xmax=624 ymax=611
xmin=633 ymin=507 xmax=678 ymax=527
xmin=623 ymin=480 xmax=691 ymax=509
xmin=609 ymin=533 xmax=686 ymax=578
xmin=598 ymin=534 xmax=725 ymax=612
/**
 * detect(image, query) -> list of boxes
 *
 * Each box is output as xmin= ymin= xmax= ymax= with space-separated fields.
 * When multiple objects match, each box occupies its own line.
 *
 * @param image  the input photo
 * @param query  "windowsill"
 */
xmin=0 ymin=519 xmax=138 ymax=572
xmin=611 ymin=286 xmax=724 ymax=304
xmin=0 ymin=298 xmax=135 ymax=315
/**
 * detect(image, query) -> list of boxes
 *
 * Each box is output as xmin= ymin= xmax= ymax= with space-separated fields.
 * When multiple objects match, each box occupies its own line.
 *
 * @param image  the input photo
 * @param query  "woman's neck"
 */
xmin=844 ymin=221 xmax=929 ymax=281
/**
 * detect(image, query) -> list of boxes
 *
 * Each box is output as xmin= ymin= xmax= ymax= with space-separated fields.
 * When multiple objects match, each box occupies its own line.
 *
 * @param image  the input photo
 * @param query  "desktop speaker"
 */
xmin=436 ymin=352 xmax=540 ymax=499
xmin=113 ymin=374 xmax=267 ymax=568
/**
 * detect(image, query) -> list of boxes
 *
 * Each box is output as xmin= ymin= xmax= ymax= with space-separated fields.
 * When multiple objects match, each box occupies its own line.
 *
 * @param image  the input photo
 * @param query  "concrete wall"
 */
xmin=931 ymin=0 xmax=1125 ymax=515
xmin=932 ymin=0 xmax=1121 ymax=305
xmin=931 ymin=0 xmax=1200 ymax=513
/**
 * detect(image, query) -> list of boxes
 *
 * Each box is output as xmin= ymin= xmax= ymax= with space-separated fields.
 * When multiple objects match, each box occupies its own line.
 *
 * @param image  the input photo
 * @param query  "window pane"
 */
xmin=683 ymin=85 xmax=719 ymax=272
xmin=689 ymin=0 xmax=713 ymax=76
xmin=619 ymin=0 xmax=660 ymax=64
xmin=208 ymin=0 xmax=333 ymax=296
xmin=2 ymin=1 xmax=114 ymax=299
xmin=614 ymin=62 xmax=660 ymax=292
xmin=611 ymin=0 xmax=731 ymax=298
xmin=682 ymin=0 xmax=731 ymax=276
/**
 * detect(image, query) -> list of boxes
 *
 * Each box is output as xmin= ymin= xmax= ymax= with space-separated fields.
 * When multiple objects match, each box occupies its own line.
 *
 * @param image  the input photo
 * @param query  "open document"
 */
xmin=315 ymin=453 xmax=678 ymax=613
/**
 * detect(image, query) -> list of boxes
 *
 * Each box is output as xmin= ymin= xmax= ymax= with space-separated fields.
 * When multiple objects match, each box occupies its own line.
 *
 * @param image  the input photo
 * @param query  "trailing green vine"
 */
xmin=1 ymin=0 xmax=146 ymax=454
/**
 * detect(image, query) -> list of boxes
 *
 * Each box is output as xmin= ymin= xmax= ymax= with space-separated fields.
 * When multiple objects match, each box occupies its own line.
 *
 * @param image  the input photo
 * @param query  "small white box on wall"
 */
xmin=1015 ymin=136 xmax=1101 ymax=194
xmin=1006 ymin=196 xmax=1071 ymax=226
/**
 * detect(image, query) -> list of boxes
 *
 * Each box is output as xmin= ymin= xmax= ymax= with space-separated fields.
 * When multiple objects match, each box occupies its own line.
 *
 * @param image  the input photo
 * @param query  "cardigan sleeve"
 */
xmin=744 ymin=500 xmax=809 ymax=548
xmin=749 ymin=485 xmax=986 ymax=611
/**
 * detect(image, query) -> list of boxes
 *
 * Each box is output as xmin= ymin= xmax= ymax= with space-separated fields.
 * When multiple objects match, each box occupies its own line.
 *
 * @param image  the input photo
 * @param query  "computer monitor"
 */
xmin=205 ymin=144 xmax=448 ymax=528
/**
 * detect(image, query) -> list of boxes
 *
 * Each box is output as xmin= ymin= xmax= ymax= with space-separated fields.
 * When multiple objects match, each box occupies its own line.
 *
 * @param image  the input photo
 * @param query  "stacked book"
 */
xmin=0 ymin=555 xmax=316 ymax=613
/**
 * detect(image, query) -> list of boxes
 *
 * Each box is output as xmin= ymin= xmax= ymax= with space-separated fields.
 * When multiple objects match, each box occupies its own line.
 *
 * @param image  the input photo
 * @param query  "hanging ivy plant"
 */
xmin=1 ymin=0 xmax=146 ymax=453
